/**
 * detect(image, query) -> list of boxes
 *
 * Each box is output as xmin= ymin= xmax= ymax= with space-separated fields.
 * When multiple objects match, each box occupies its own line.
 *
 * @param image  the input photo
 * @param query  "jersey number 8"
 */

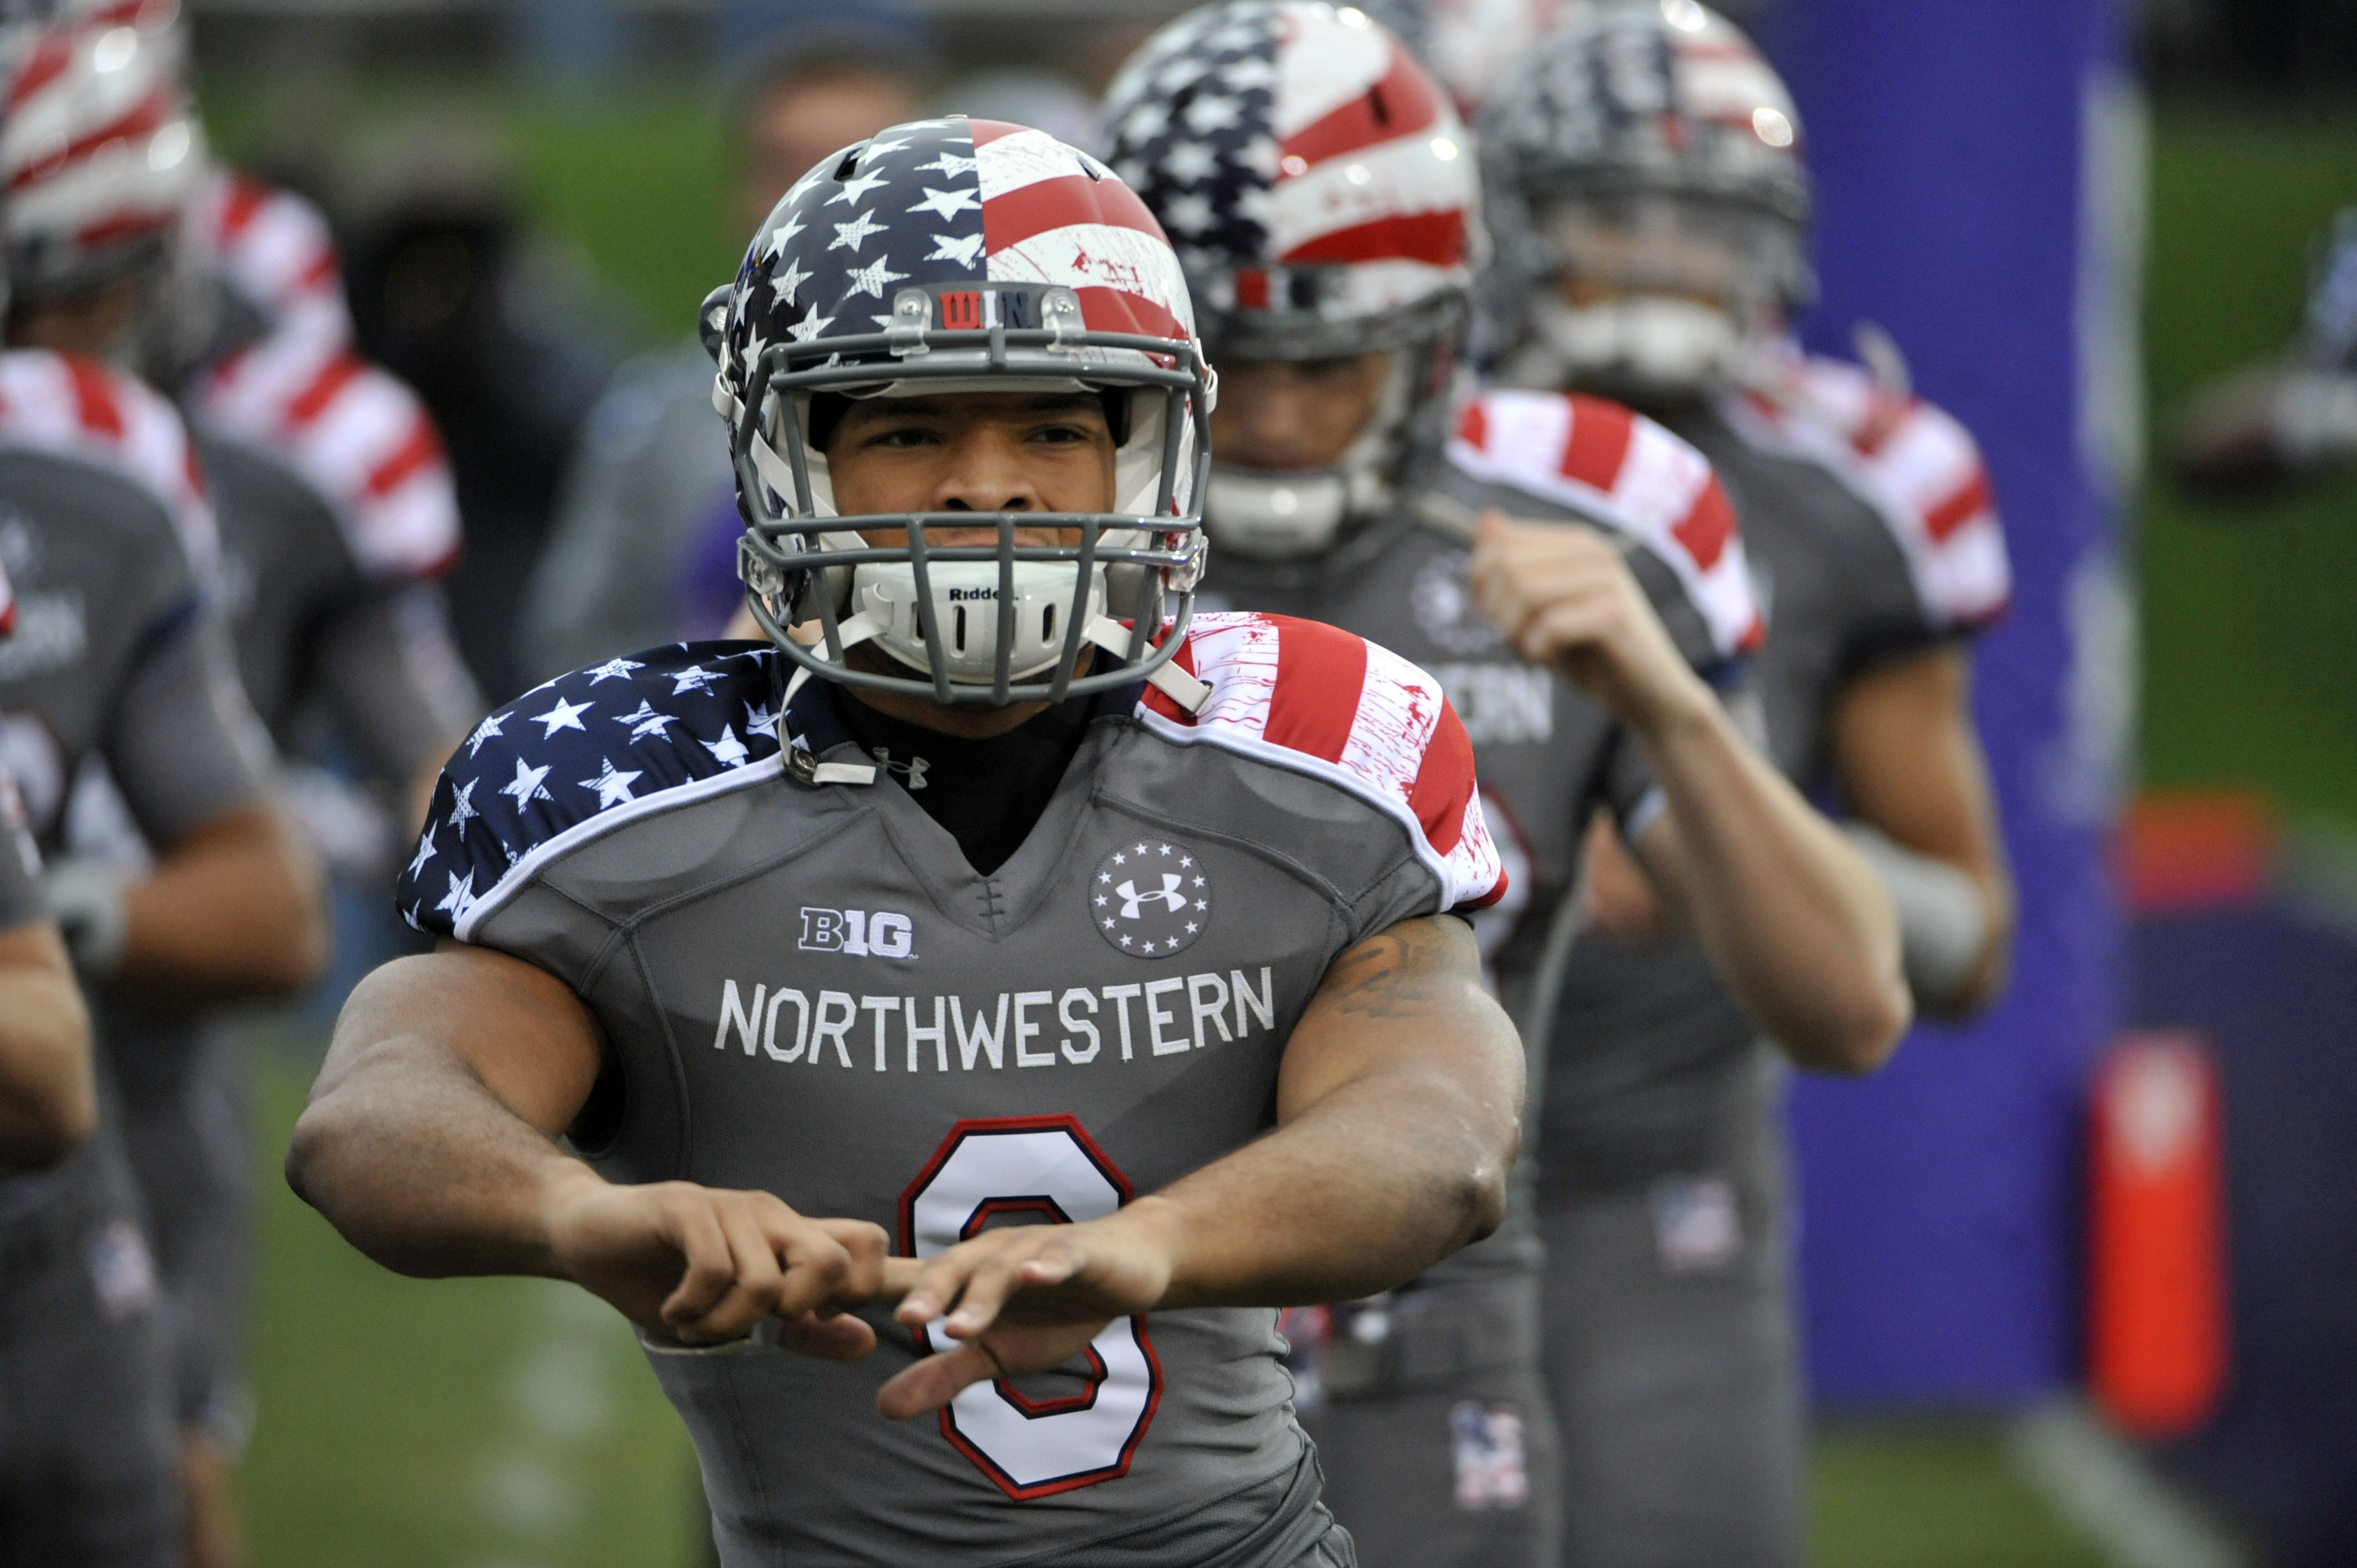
xmin=899 ymin=1116 xmax=1164 ymax=1499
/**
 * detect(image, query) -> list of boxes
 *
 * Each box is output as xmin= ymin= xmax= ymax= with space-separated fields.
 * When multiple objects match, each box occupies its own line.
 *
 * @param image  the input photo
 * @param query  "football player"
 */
xmin=293 ymin=115 xmax=1540 ymax=1567
xmin=1479 ymin=7 xmax=2016 ymax=1565
xmin=1103 ymin=6 xmax=1908 ymax=1563
xmin=5 ymin=8 xmax=462 ymax=1562
xmin=0 ymin=195 xmax=323 ymax=1568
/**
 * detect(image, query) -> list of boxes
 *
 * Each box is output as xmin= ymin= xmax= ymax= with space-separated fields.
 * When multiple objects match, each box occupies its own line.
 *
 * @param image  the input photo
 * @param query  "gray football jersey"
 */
xmin=1205 ymin=388 xmax=1763 ymax=1282
xmin=400 ymin=621 xmax=1506 ymax=1567
xmin=1541 ymin=356 xmax=2011 ymax=1184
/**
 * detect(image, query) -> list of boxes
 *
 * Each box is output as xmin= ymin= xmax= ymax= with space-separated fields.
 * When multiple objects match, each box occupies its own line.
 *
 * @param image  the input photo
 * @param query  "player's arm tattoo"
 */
xmin=1318 ymin=916 xmax=1474 ymax=1022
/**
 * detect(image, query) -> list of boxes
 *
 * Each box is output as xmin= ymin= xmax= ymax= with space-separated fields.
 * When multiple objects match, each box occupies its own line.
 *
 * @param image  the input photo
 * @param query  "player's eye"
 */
xmin=1028 ymin=422 xmax=1094 ymax=445
xmin=864 ymin=424 xmax=943 ymax=449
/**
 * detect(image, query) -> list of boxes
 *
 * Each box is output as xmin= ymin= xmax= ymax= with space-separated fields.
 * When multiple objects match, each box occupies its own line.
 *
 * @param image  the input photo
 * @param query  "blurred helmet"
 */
xmin=705 ymin=115 xmax=1213 ymax=709
xmin=1479 ymin=0 xmax=1809 ymax=396
xmin=1353 ymin=0 xmax=1575 ymax=115
xmin=1104 ymin=0 xmax=1479 ymax=559
xmin=2 ymin=1 xmax=200 ymax=308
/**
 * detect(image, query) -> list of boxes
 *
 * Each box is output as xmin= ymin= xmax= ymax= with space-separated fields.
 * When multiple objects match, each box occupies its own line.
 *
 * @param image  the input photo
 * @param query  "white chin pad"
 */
xmin=1205 ymin=468 xmax=1350 ymax=559
xmin=853 ymin=560 xmax=1108 ymax=684
xmin=1533 ymin=296 xmax=1742 ymax=394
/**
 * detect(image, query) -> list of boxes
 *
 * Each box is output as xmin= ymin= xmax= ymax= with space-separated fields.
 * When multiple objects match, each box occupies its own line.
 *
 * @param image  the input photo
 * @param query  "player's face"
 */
xmin=1208 ymin=352 xmax=1393 ymax=470
xmin=827 ymin=390 xmax=1119 ymax=547
xmin=5 ymin=277 xmax=142 ymax=362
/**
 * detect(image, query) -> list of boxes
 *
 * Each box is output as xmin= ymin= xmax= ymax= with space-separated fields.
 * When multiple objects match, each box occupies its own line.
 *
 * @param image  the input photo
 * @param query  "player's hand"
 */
xmin=873 ymin=1200 xmax=1180 ymax=1420
xmin=539 ymin=1169 xmax=888 ymax=1354
xmin=1468 ymin=511 xmax=1712 ymax=735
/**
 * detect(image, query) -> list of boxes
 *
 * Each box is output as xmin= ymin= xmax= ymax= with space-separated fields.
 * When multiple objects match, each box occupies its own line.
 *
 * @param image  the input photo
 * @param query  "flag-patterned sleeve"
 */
xmin=1138 ymin=612 xmax=1509 ymax=932
xmin=396 ymin=644 xmax=786 ymax=945
xmin=1446 ymin=388 xmax=1764 ymax=664
xmin=1742 ymin=352 xmax=2011 ymax=637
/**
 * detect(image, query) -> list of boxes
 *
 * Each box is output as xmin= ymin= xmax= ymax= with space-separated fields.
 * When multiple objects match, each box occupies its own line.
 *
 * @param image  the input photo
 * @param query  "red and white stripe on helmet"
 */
xmin=2 ymin=6 xmax=200 ymax=294
xmin=1105 ymin=0 xmax=1479 ymax=337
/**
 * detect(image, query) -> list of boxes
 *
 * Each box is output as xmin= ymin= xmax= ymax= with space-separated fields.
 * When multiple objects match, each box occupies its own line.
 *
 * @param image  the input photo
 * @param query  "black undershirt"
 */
xmin=831 ymin=687 xmax=1094 ymax=876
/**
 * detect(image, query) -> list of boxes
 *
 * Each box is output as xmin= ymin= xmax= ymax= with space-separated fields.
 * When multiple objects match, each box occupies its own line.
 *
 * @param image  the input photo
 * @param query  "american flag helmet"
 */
xmin=1103 ymin=1 xmax=1480 ymax=559
xmin=1352 ymin=0 xmax=1576 ymax=117
xmin=1478 ymin=1 xmax=1810 ymax=391
xmin=703 ymin=115 xmax=1214 ymax=710
xmin=2 ymin=0 xmax=200 ymax=304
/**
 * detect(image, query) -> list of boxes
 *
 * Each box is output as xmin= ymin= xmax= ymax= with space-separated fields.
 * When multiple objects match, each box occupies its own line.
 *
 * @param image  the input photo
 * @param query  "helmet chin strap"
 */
xmin=1516 ymin=295 xmax=1744 ymax=398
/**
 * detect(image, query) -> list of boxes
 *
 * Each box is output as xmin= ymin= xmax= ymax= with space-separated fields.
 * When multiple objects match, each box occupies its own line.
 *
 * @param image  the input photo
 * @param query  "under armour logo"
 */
xmin=1117 ymin=875 xmax=1187 ymax=919
xmin=869 ymin=747 xmax=930 ymax=791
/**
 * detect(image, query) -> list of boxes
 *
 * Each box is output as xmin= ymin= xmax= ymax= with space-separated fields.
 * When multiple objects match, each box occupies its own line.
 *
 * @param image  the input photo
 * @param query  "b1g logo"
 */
xmin=1088 ymin=838 xmax=1211 ymax=958
xmin=797 ymin=907 xmax=916 ymax=960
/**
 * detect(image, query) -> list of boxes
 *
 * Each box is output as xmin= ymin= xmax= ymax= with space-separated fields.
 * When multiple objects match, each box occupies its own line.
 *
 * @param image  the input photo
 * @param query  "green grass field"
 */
xmin=212 ymin=89 xmax=2327 ymax=1565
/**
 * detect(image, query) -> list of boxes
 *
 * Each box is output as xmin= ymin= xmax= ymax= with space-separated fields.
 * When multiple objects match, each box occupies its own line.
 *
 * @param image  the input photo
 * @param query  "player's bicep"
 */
xmin=1274 ymin=915 xmax=1522 ymax=1131
xmin=1828 ymin=645 xmax=2006 ymax=886
xmin=323 ymin=941 xmax=606 ymax=1141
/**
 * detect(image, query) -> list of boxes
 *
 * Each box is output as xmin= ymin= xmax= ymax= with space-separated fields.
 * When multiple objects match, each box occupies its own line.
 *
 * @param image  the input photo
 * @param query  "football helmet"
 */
xmin=706 ymin=115 xmax=1214 ymax=709
xmin=1104 ymin=0 xmax=1480 ymax=560
xmin=1479 ymin=0 xmax=1810 ymax=396
xmin=2 ymin=0 xmax=200 ymax=308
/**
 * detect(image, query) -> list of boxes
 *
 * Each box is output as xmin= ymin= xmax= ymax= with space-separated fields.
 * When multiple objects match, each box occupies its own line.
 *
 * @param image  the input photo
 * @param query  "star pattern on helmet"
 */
xmin=907 ymin=186 xmax=979 ymax=220
xmin=844 ymin=255 xmax=910 ymax=301
xmin=1104 ymin=5 xmax=1286 ymax=270
xmin=830 ymin=210 xmax=888 ymax=252
xmin=399 ymin=647 xmax=789 ymax=940
xmin=827 ymin=171 xmax=891 ymax=207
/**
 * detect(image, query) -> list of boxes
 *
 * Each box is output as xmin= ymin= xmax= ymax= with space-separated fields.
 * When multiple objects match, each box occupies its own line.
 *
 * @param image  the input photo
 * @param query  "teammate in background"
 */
xmin=0 ymin=554 xmax=97 ymax=1173
xmin=295 ymin=115 xmax=1529 ymax=1568
xmin=520 ymin=33 xmax=926 ymax=680
xmin=1478 ymin=7 xmax=2015 ymax=1564
xmin=2170 ymin=207 xmax=2357 ymax=496
xmin=1104 ymin=7 xmax=1907 ymax=1563
xmin=0 ymin=286 xmax=323 ymax=1568
xmin=6 ymin=9 xmax=464 ymax=1563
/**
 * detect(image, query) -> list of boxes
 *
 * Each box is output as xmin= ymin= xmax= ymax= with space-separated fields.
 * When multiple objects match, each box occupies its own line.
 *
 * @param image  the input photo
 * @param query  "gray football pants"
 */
xmin=119 ymin=1028 xmax=254 ymax=1447
xmin=1537 ymin=1089 xmax=1805 ymax=1568
xmin=0 ymin=1137 xmax=181 ymax=1566
xmin=1301 ymin=1277 xmax=1561 ymax=1568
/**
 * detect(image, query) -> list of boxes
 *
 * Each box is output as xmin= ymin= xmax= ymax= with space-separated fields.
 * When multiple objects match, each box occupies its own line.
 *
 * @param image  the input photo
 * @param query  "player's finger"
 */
xmin=814 ymin=1218 xmax=891 ymax=1304
xmin=944 ymin=1241 xmax=1080 ymax=1337
xmin=875 ymin=1341 xmax=1003 ymax=1420
xmin=769 ymin=1224 xmax=853 ymax=1318
xmin=657 ymin=1196 xmax=740 ymax=1327
xmin=894 ymin=1246 xmax=984 ymax=1328
xmin=678 ymin=1197 xmax=788 ymax=1341
xmin=879 ymin=1255 xmax=925 ymax=1300
xmin=776 ymin=1311 xmax=878 ymax=1362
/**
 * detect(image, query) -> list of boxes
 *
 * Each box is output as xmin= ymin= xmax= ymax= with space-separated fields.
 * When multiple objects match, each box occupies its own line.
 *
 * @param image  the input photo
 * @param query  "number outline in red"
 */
xmin=897 ymin=1114 xmax=1165 ymax=1499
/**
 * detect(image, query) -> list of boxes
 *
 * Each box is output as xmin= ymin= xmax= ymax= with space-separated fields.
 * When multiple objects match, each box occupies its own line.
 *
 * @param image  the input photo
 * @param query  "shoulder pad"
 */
xmin=199 ymin=344 xmax=460 ymax=582
xmin=193 ymin=170 xmax=353 ymax=350
xmin=1727 ymin=352 xmax=2011 ymax=633
xmin=399 ymin=644 xmax=785 ymax=942
xmin=1138 ymin=612 xmax=1509 ymax=912
xmin=0 ymin=350 xmax=219 ymax=582
xmin=1447 ymin=388 xmax=1763 ymax=659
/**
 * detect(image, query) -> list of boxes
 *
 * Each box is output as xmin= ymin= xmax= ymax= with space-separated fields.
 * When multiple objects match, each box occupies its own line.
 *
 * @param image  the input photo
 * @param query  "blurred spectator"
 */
xmin=521 ymin=34 xmax=927 ymax=680
xmin=2170 ymin=208 xmax=2357 ymax=497
xmin=930 ymin=68 xmax=1102 ymax=154
xmin=338 ymin=128 xmax=624 ymax=702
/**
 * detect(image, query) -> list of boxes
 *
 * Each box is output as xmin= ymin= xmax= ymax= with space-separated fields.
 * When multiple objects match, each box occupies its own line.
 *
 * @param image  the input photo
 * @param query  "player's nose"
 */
xmin=930 ymin=427 xmax=1044 ymax=519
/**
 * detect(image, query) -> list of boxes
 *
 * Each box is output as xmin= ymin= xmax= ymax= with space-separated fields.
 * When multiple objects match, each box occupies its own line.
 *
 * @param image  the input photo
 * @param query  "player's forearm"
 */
xmin=117 ymin=803 xmax=329 ymax=1008
xmin=1634 ymin=692 xmax=1910 ymax=1072
xmin=0 ymin=932 xmax=95 ymax=1168
xmin=1142 ymin=923 xmax=1522 ymax=1308
xmin=287 ymin=1029 xmax=590 ymax=1281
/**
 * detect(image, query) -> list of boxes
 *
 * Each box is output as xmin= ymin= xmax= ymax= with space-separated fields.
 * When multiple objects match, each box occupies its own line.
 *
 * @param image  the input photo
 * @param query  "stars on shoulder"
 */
xmin=701 ymin=725 xmax=750 ymax=768
xmin=404 ymin=829 xmax=435 ymax=883
xmin=670 ymin=664 xmax=722 ymax=695
xmin=464 ymin=710 xmax=507 ymax=756
xmin=585 ymin=656 xmax=644 ymax=684
xmin=580 ymin=757 xmax=644 ymax=810
xmin=532 ymin=694 xmax=593 ymax=736
xmin=445 ymin=776 xmax=481 ymax=831
xmin=745 ymin=700 xmax=779 ymax=739
xmin=613 ymin=700 xmax=678 ymax=741
xmin=500 ymin=756 xmax=554 ymax=806
xmin=435 ymin=869 xmax=477 ymax=922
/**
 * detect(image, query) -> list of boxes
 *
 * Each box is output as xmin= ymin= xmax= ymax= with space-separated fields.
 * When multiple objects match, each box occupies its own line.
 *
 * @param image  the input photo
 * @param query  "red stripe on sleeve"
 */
xmin=1407 ymin=699 xmax=1477 ymax=859
xmin=364 ymin=417 xmax=445 ymax=500
xmin=1922 ymin=469 xmax=1994 ymax=544
xmin=1265 ymin=618 xmax=1367 ymax=765
xmin=295 ymin=246 xmax=341 ymax=293
xmin=1454 ymin=397 xmax=1489 ymax=452
xmin=1558 ymin=396 xmax=1635 ymax=490
xmin=66 ymin=358 xmax=123 ymax=440
xmin=217 ymin=174 xmax=270 ymax=244
xmin=1139 ymin=628 xmax=1203 ymax=724
xmin=1279 ymin=44 xmax=1444 ymax=168
xmin=281 ymin=353 xmax=365 ymax=431
xmin=1671 ymin=476 xmax=1736 ymax=572
xmin=1281 ymin=209 xmax=1465 ymax=269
